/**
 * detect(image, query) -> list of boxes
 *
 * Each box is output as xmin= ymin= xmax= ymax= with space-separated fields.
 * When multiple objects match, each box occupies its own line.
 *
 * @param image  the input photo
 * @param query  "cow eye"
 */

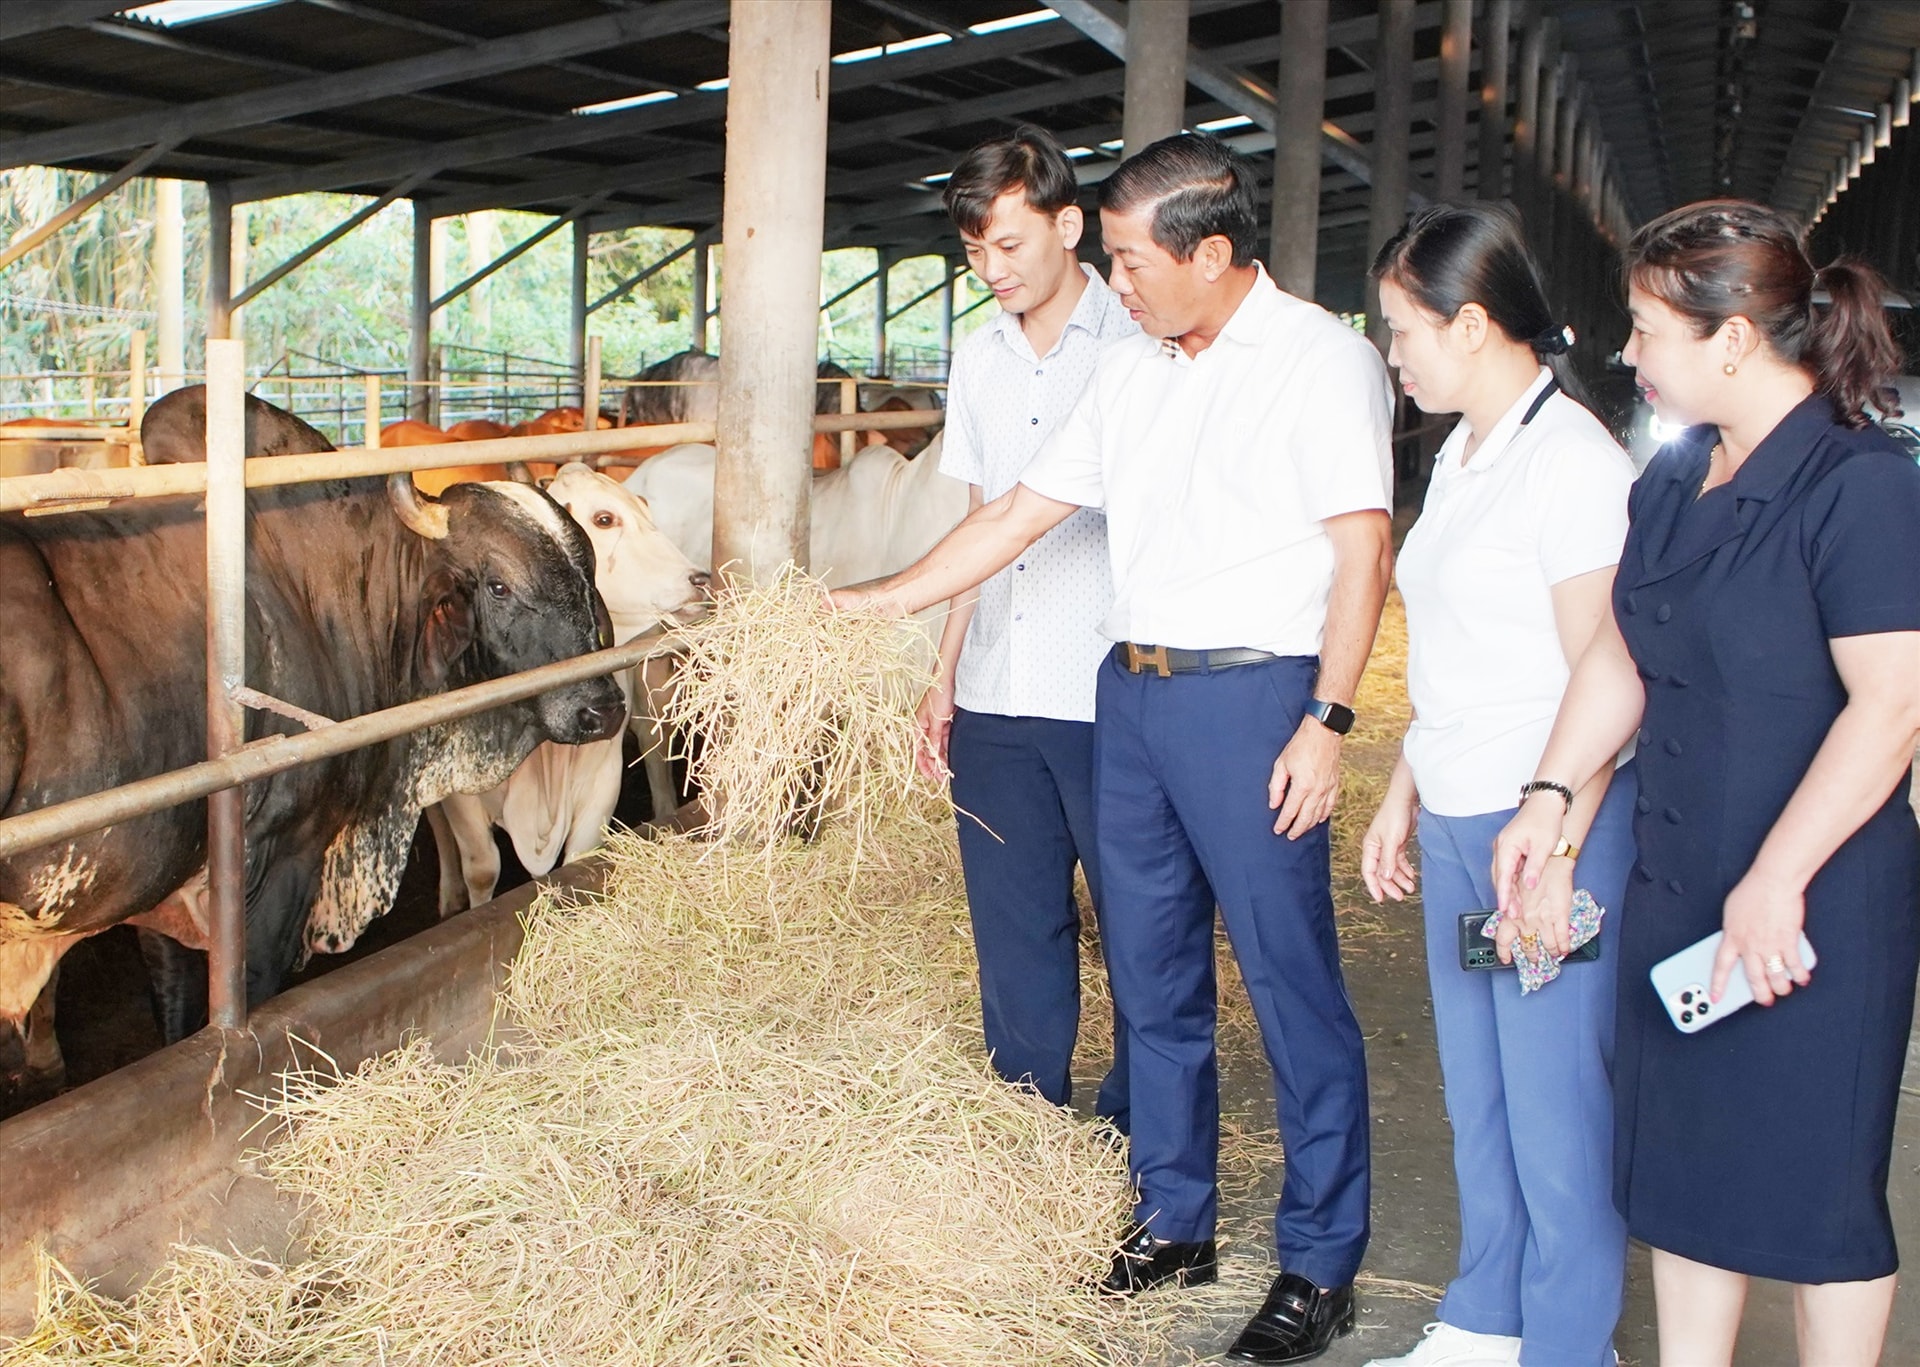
xmin=486 ymin=578 xmax=510 ymax=599
xmin=592 ymin=511 xmax=617 ymax=529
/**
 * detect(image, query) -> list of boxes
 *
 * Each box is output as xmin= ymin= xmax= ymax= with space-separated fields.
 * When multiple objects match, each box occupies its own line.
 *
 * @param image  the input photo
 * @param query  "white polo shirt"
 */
xmin=1019 ymin=264 xmax=1394 ymax=655
xmin=1396 ymin=369 xmax=1635 ymax=817
xmin=941 ymin=266 xmax=1139 ymax=723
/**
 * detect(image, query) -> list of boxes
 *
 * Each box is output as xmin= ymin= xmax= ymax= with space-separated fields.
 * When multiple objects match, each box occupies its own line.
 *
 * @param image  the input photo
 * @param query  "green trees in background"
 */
xmin=2 ymin=168 xmax=996 ymax=395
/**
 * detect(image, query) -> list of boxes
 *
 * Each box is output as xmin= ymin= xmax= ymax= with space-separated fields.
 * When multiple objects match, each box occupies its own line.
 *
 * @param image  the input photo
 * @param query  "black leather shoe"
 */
xmin=1225 ymin=1272 xmax=1355 ymax=1363
xmin=1097 ymin=1223 xmax=1218 ymax=1296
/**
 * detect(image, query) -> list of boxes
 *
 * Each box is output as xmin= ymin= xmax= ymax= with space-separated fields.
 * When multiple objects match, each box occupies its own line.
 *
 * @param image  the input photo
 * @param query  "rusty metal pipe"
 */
xmin=0 ymin=628 xmax=681 ymax=863
xmin=203 ymin=340 xmax=248 ymax=1029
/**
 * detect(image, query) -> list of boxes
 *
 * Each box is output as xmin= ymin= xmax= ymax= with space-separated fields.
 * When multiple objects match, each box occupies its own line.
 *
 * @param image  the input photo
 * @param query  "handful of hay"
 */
xmin=658 ymin=566 xmax=936 ymax=851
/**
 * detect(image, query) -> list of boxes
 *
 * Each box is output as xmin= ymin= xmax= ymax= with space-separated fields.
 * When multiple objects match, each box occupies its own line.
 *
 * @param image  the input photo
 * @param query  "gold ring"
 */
xmin=1764 ymin=955 xmax=1788 ymax=976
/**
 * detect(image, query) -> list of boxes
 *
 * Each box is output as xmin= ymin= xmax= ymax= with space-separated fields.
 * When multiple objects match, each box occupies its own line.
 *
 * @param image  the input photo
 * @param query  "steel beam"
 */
xmin=0 ymin=141 xmax=177 ymax=271
xmin=0 ymin=1 xmax=728 ymax=172
xmin=588 ymin=230 xmax=710 ymax=316
xmin=226 ymin=19 xmax=1100 ymax=203
xmin=432 ymin=198 xmax=605 ymax=312
xmin=1049 ymin=0 xmax=1410 ymax=196
xmin=0 ymin=0 xmax=123 ymax=42
xmin=230 ymin=175 xmax=426 ymax=310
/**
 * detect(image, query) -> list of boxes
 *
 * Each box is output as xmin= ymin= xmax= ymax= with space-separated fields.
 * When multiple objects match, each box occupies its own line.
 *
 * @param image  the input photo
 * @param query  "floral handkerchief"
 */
xmin=1479 ymin=890 xmax=1605 ymax=994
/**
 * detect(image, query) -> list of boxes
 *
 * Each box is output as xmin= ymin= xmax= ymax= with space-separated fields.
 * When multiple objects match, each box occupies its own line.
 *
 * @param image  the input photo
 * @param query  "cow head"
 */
xmin=387 ymin=474 xmax=625 ymax=745
xmin=545 ymin=462 xmax=710 ymax=636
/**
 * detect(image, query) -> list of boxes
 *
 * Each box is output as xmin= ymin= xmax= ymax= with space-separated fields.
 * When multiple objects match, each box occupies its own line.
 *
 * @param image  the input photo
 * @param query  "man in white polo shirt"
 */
xmin=922 ymin=127 xmax=1140 ymax=1133
xmin=836 ymin=134 xmax=1393 ymax=1365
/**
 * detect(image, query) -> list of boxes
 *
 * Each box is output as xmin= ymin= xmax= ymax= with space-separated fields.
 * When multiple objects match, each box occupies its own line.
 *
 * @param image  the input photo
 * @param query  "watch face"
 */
xmin=1314 ymin=701 xmax=1356 ymax=735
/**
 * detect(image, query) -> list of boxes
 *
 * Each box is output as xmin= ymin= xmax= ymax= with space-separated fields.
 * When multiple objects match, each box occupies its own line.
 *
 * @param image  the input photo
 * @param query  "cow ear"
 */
xmin=419 ymin=570 xmax=475 ymax=689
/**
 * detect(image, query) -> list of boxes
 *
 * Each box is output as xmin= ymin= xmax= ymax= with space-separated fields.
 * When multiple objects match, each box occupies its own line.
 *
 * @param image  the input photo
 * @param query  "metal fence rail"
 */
xmin=0 ymin=360 xmax=942 ymax=1032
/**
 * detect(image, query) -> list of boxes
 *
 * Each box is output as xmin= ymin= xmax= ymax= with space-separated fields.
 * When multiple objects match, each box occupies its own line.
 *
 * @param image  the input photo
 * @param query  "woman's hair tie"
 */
xmin=1533 ymin=323 xmax=1576 ymax=356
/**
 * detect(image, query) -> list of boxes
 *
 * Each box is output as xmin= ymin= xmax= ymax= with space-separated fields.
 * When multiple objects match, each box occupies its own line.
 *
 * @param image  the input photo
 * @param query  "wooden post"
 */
xmin=583 ymin=334 xmax=602 ymax=427
xmin=1270 ymin=0 xmax=1328 ymax=299
xmin=839 ymin=375 xmax=858 ymax=467
xmin=365 ymin=374 xmax=382 ymax=448
xmin=1121 ymin=0 xmax=1191 ymax=157
xmin=1478 ymin=0 xmax=1512 ymax=201
xmin=939 ymin=254 xmax=957 ymax=367
xmin=155 ymin=178 xmax=185 ymax=393
xmin=203 ymin=338 xmax=248 ymax=1031
xmin=207 ymin=183 xmax=233 ymax=342
xmin=408 ymin=204 xmax=433 ymax=422
xmin=1436 ymin=0 xmax=1473 ymax=199
xmin=1513 ymin=16 xmax=1543 ymax=227
xmin=570 ymin=219 xmax=590 ymax=405
xmin=712 ymin=0 xmax=831 ymax=584
xmin=871 ymin=246 xmax=890 ymax=377
xmin=127 ymin=328 xmax=147 ymax=437
xmin=1366 ymin=0 xmax=1416 ymax=355
xmin=691 ymin=237 xmax=710 ymax=352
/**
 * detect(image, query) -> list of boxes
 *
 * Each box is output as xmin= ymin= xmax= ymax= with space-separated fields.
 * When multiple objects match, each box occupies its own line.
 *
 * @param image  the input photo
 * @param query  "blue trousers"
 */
xmin=948 ymin=708 xmax=1128 ymax=1129
xmin=1094 ymin=653 xmax=1370 ymax=1288
xmin=1417 ymin=764 xmax=1637 ymax=1367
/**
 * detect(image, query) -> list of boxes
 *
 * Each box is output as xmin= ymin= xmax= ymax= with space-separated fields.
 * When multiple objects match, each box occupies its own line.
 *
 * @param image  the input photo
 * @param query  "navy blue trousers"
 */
xmin=1094 ymin=653 xmax=1370 ymax=1287
xmin=948 ymin=708 xmax=1129 ymax=1130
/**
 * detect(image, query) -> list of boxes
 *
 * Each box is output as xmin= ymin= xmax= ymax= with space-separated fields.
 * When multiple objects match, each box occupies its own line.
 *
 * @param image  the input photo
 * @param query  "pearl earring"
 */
xmin=1723 ymin=363 xmax=1738 ymax=375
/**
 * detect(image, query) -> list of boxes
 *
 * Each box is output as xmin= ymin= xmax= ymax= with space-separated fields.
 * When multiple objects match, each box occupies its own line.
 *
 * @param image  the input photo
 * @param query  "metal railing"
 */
xmin=0 ymin=355 xmax=941 ymax=1031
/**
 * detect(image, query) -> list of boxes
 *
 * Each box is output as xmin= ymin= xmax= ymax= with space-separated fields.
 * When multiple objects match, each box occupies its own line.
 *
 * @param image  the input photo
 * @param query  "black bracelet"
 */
xmin=1518 ymin=780 xmax=1574 ymax=812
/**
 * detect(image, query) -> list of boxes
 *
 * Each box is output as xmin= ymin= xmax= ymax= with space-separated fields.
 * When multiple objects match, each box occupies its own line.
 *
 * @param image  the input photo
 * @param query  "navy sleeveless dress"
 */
xmin=1611 ymin=395 xmax=1920 ymax=1282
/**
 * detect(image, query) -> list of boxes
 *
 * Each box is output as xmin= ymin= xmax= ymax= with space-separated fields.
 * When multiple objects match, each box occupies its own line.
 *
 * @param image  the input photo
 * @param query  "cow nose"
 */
xmin=577 ymin=700 xmax=625 ymax=738
xmin=689 ymin=569 xmax=713 ymax=596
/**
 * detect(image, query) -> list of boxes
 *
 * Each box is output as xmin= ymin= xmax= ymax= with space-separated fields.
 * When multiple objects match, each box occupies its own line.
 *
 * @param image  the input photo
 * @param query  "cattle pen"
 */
xmin=0 ymin=341 xmax=940 ymax=1329
xmin=8 ymin=0 xmax=1920 ymax=1358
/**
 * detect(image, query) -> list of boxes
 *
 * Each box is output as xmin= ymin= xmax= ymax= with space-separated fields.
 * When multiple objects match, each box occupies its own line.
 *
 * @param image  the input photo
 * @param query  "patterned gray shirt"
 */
xmin=940 ymin=265 xmax=1139 ymax=722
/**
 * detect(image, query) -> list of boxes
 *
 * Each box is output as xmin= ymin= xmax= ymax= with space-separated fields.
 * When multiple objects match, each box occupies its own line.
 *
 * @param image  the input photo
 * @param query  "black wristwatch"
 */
xmin=1307 ymin=699 xmax=1356 ymax=735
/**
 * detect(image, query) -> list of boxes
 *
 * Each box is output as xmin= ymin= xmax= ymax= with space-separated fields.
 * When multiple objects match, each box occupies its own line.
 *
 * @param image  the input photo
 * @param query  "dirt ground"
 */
xmin=28 ymin=550 xmax=1920 ymax=1365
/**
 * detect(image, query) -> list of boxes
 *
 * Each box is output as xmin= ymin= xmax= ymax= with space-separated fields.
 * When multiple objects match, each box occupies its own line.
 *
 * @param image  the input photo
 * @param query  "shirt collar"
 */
xmin=989 ymin=263 xmax=1114 ymax=355
xmin=1725 ymin=393 xmax=1838 ymax=503
xmin=1439 ymin=367 xmax=1556 ymax=476
xmin=1154 ymin=263 xmax=1281 ymax=362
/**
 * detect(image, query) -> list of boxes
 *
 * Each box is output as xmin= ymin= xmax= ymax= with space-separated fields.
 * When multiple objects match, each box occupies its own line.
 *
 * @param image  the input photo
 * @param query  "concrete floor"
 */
xmin=1141 ymin=781 xmax=1920 ymax=1367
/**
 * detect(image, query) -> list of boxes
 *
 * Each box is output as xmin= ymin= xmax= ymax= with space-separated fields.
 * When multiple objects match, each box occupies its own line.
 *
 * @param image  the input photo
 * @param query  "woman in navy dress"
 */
xmin=1494 ymin=200 xmax=1920 ymax=1366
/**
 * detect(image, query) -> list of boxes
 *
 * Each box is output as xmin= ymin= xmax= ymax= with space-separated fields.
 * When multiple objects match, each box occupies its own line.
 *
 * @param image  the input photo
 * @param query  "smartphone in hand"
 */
xmin=1650 ymin=930 xmax=1817 ymax=1033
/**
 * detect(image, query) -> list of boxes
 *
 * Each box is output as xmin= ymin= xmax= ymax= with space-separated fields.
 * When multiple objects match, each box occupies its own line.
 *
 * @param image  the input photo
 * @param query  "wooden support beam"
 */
xmin=713 ymin=0 xmax=831 ymax=584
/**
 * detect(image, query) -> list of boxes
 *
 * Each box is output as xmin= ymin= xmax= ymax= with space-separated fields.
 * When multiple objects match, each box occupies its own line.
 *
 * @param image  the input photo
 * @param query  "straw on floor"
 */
xmin=3 ymin=571 xmax=1173 ymax=1367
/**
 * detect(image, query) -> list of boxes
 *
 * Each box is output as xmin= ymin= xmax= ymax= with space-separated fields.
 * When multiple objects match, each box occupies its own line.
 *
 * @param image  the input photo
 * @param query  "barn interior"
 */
xmin=4 ymin=3 xmax=1920 ymax=1362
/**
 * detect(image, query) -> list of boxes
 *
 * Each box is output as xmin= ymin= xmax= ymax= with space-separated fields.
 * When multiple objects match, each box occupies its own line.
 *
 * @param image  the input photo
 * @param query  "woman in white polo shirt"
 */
xmin=1359 ymin=203 xmax=1637 ymax=1367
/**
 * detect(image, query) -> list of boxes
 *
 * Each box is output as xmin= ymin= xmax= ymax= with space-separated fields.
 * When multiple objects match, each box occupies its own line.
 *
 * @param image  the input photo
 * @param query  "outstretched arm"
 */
xmin=830 ymin=481 xmax=1078 ymax=617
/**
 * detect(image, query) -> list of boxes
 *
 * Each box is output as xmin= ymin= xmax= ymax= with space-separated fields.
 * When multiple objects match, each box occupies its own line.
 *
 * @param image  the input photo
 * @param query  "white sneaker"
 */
xmin=1364 ymin=1321 xmax=1524 ymax=1367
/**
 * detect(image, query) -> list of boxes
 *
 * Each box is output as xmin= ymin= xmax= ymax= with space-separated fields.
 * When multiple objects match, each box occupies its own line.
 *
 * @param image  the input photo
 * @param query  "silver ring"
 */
xmin=1764 ymin=955 xmax=1788 ymax=976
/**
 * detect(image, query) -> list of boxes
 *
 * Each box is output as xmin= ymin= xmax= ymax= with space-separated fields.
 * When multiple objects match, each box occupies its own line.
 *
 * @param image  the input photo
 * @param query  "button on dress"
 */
xmin=1611 ymin=396 xmax=1920 ymax=1282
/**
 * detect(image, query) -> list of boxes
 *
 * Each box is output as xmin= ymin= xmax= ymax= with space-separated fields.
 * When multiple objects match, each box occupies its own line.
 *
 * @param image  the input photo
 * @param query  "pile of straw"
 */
xmin=5 ymin=573 xmax=1170 ymax=1367
xmin=656 ymin=566 xmax=936 ymax=852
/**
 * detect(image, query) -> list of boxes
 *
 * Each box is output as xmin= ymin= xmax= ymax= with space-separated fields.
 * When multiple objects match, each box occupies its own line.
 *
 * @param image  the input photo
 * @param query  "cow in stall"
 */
xmin=426 ymin=462 xmax=709 ymax=914
xmin=0 ymin=387 xmax=625 ymax=1106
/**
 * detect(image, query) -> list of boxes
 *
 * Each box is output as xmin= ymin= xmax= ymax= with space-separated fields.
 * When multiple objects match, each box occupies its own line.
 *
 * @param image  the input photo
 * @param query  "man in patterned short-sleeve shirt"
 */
xmin=923 ymin=127 xmax=1140 ymax=1132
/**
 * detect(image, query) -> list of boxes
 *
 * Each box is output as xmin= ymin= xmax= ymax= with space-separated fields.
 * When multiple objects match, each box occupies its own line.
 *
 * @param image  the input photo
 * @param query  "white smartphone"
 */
xmin=1649 ymin=930 xmax=1817 ymax=1033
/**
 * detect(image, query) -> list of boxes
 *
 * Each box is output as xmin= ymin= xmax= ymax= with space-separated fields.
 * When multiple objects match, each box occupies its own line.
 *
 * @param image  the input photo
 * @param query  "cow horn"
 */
xmin=506 ymin=461 xmax=534 ymax=484
xmin=387 ymin=473 xmax=449 ymax=539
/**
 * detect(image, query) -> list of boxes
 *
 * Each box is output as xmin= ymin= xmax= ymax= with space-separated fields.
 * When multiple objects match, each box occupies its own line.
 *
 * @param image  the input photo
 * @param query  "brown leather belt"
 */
xmin=1113 ymin=643 xmax=1277 ymax=677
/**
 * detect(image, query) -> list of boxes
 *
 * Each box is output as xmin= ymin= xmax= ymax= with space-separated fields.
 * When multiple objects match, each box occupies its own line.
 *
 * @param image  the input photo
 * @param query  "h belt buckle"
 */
xmin=1124 ymin=642 xmax=1172 ymax=678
